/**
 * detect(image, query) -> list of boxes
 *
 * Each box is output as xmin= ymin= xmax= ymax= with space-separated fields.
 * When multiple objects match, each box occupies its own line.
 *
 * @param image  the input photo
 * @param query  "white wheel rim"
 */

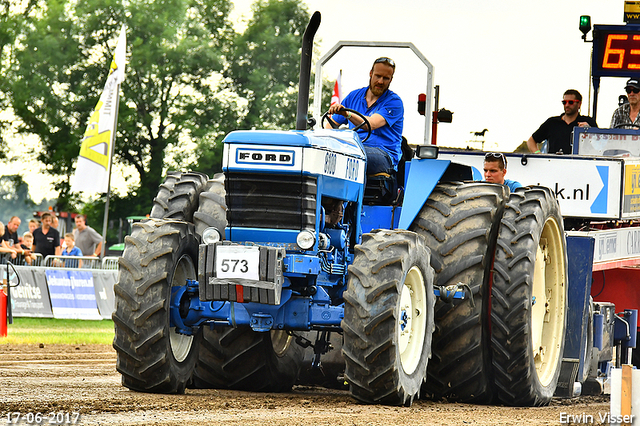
xmin=271 ymin=330 xmax=293 ymax=358
xmin=530 ymin=217 xmax=566 ymax=386
xmin=398 ymin=266 xmax=427 ymax=375
xmin=170 ymin=254 xmax=196 ymax=363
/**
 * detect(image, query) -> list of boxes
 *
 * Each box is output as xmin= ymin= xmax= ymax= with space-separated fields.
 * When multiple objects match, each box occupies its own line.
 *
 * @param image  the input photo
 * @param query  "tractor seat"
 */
xmin=363 ymin=138 xmax=414 ymax=206
xmin=363 ymin=171 xmax=398 ymax=205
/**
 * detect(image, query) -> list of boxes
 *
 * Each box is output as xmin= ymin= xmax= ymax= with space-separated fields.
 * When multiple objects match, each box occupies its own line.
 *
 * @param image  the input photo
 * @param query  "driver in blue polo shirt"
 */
xmin=325 ymin=57 xmax=404 ymax=175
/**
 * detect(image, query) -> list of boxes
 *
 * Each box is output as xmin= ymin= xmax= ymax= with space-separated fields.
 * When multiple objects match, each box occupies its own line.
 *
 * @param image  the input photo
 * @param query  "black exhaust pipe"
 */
xmin=296 ymin=11 xmax=321 ymax=131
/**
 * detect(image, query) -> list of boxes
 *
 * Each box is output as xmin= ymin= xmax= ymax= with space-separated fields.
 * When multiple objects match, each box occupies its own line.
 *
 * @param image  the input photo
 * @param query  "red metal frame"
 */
xmin=591 ymin=267 xmax=640 ymax=331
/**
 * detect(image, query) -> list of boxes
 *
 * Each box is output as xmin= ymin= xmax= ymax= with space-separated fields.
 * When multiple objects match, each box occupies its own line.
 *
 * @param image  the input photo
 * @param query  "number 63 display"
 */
xmin=593 ymin=24 xmax=640 ymax=77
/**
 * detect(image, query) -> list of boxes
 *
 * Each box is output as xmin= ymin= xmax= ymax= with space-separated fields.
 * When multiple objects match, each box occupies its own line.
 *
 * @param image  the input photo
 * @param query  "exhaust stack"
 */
xmin=296 ymin=11 xmax=321 ymax=131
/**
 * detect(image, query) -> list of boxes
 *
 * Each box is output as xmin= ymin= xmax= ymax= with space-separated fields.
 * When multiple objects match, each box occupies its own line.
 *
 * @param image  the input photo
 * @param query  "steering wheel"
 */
xmin=321 ymin=108 xmax=372 ymax=143
xmin=614 ymin=123 xmax=640 ymax=129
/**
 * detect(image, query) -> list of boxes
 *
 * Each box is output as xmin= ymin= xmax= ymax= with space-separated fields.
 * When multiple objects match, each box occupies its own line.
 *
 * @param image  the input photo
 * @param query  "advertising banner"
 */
xmin=92 ymin=270 xmax=117 ymax=318
xmin=46 ymin=269 xmax=103 ymax=320
xmin=7 ymin=267 xmax=53 ymax=318
xmin=438 ymin=151 xmax=623 ymax=219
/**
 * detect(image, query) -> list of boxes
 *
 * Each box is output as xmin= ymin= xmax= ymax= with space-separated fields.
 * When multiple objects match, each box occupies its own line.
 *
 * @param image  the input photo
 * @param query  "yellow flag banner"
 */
xmin=71 ymin=25 xmax=126 ymax=193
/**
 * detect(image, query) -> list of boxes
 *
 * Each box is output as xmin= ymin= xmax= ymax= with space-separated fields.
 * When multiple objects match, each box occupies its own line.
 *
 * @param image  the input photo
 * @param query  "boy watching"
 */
xmin=61 ymin=233 xmax=83 ymax=268
xmin=20 ymin=232 xmax=34 ymax=265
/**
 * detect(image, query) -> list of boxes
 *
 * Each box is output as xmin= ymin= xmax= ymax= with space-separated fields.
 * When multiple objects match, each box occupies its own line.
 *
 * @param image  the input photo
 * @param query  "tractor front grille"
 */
xmin=226 ymin=172 xmax=317 ymax=230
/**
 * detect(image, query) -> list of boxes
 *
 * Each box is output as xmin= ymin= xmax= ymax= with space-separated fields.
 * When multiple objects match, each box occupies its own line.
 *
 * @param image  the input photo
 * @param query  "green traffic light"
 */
xmin=579 ymin=15 xmax=592 ymax=36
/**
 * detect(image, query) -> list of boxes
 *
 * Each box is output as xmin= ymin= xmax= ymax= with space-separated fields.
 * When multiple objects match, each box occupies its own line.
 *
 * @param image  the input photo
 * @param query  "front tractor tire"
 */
xmin=193 ymin=173 xmax=227 ymax=236
xmin=113 ymin=219 xmax=200 ymax=394
xmin=150 ymin=171 xmax=209 ymax=221
xmin=342 ymin=230 xmax=435 ymax=406
xmin=491 ymin=186 xmax=568 ymax=406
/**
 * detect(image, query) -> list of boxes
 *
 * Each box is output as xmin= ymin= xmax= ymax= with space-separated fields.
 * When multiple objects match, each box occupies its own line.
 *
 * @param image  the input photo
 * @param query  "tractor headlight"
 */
xmin=202 ymin=227 xmax=221 ymax=245
xmin=416 ymin=145 xmax=439 ymax=159
xmin=296 ymin=230 xmax=316 ymax=250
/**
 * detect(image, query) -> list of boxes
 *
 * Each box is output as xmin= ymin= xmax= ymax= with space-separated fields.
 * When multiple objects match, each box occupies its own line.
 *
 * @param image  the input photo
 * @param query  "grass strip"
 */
xmin=1 ymin=317 xmax=114 ymax=345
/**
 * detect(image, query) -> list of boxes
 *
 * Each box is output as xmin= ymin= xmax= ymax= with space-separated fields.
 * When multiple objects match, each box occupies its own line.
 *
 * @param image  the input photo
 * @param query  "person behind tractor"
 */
xmin=19 ymin=232 xmax=34 ymax=265
xmin=28 ymin=218 xmax=39 ymax=235
xmin=61 ymin=233 xmax=83 ymax=268
xmin=0 ymin=221 xmax=19 ymax=263
xmin=322 ymin=197 xmax=344 ymax=228
xmin=483 ymin=152 xmax=522 ymax=192
xmin=2 ymin=216 xmax=21 ymax=250
xmin=526 ymin=89 xmax=597 ymax=154
xmin=32 ymin=211 xmax=61 ymax=259
xmin=73 ymin=214 xmax=103 ymax=257
xmin=610 ymin=78 xmax=640 ymax=129
xmin=325 ymin=57 xmax=404 ymax=175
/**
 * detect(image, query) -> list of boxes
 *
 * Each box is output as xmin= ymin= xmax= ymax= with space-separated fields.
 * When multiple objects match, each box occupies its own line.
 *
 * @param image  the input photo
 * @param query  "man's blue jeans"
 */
xmin=364 ymin=146 xmax=393 ymax=175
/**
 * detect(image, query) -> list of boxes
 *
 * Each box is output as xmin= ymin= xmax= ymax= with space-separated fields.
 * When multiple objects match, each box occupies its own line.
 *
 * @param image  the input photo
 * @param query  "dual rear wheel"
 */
xmin=411 ymin=183 xmax=567 ymax=406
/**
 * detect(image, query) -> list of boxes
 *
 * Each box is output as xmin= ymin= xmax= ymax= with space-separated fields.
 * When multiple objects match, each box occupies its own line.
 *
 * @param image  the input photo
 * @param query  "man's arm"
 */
xmin=94 ymin=241 xmax=103 ymax=257
xmin=326 ymin=102 xmax=386 ymax=130
xmin=577 ymin=115 xmax=598 ymax=128
xmin=88 ymin=227 xmax=103 ymax=256
xmin=527 ymin=136 xmax=539 ymax=153
xmin=348 ymin=112 xmax=386 ymax=130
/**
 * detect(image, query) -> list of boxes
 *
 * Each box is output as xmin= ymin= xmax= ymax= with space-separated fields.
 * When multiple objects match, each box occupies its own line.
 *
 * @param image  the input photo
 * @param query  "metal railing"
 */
xmin=102 ymin=257 xmax=120 ymax=270
xmin=0 ymin=252 xmax=43 ymax=266
xmin=42 ymin=255 xmax=120 ymax=270
xmin=0 ymin=253 xmax=120 ymax=269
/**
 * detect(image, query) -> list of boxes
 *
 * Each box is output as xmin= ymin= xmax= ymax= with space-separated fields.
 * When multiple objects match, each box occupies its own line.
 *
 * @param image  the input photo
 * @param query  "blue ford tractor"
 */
xmin=113 ymin=12 xmax=569 ymax=407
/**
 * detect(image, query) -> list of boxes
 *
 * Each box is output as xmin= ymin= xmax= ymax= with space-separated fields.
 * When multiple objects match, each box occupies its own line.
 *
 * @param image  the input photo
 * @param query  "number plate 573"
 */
xmin=215 ymin=245 xmax=260 ymax=281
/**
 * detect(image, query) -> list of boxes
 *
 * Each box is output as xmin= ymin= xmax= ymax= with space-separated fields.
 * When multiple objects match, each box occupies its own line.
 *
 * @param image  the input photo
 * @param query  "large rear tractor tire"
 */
xmin=491 ymin=186 xmax=568 ymax=406
xmin=342 ymin=230 xmax=435 ymax=406
xmin=150 ymin=171 xmax=209 ymax=221
xmin=112 ymin=219 xmax=200 ymax=393
xmin=190 ymin=327 xmax=304 ymax=392
xmin=410 ymin=182 xmax=507 ymax=403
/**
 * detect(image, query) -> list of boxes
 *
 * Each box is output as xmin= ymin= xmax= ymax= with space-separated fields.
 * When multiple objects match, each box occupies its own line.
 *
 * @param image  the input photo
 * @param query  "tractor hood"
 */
xmin=223 ymin=129 xmax=366 ymax=160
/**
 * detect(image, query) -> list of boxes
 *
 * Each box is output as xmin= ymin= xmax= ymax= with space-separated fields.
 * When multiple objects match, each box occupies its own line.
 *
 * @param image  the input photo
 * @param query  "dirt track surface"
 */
xmin=0 ymin=344 xmax=611 ymax=425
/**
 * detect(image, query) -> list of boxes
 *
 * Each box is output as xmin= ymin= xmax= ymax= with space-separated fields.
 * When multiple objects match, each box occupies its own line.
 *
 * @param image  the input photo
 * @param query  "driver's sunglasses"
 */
xmin=626 ymin=87 xmax=640 ymax=94
xmin=374 ymin=57 xmax=395 ymax=68
xmin=485 ymin=152 xmax=506 ymax=166
xmin=561 ymin=100 xmax=580 ymax=105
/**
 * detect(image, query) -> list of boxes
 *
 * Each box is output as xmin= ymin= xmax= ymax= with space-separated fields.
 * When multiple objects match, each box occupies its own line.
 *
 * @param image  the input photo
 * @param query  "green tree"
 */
xmin=0 ymin=175 xmax=54 ymax=235
xmin=0 ymin=0 xmax=40 ymax=160
xmin=228 ymin=0 xmax=310 ymax=130
xmin=2 ymin=0 xmax=315 ymax=226
xmin=191 ymin=0 xmax=311 ymax=173
xmin=3 ymin=0 xmax=238 ymax=212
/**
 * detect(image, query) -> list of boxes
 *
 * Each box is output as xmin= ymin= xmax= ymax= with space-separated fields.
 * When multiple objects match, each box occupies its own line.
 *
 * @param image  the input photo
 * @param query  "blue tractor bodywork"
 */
xmin=172 ymin=128 xmax=467 ymax=334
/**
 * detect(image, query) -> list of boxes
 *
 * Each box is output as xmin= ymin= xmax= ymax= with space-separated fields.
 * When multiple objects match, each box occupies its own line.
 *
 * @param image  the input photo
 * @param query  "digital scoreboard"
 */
xmin=593 ymin=24 xmax=640 ymax=77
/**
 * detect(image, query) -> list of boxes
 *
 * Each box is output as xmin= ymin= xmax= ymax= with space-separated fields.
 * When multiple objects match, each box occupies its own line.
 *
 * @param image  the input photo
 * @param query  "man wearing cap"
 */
xmin=527 ymin=89 xmax=598 ymax=154
xmin=326 ymin=57 xmax=404 ymax=175
xmin=610 ymin=78 xmax=640 ymax=129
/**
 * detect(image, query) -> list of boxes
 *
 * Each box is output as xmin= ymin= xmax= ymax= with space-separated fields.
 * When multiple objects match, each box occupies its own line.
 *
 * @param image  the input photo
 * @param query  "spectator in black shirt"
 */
xmin=2 ymin=216 xmax=21 ymax=249
xmin=527 ymin=89 xmax=598 ymax=154
xmin=0 ymin=221 xmax=18 ymax=262
xmin=32 ymin=212 xmax=61 ymax=258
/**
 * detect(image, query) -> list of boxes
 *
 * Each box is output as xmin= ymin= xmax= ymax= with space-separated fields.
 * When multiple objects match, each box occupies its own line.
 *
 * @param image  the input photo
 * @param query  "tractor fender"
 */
xmin=398 ymin=159 xmax=478 ymax=230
